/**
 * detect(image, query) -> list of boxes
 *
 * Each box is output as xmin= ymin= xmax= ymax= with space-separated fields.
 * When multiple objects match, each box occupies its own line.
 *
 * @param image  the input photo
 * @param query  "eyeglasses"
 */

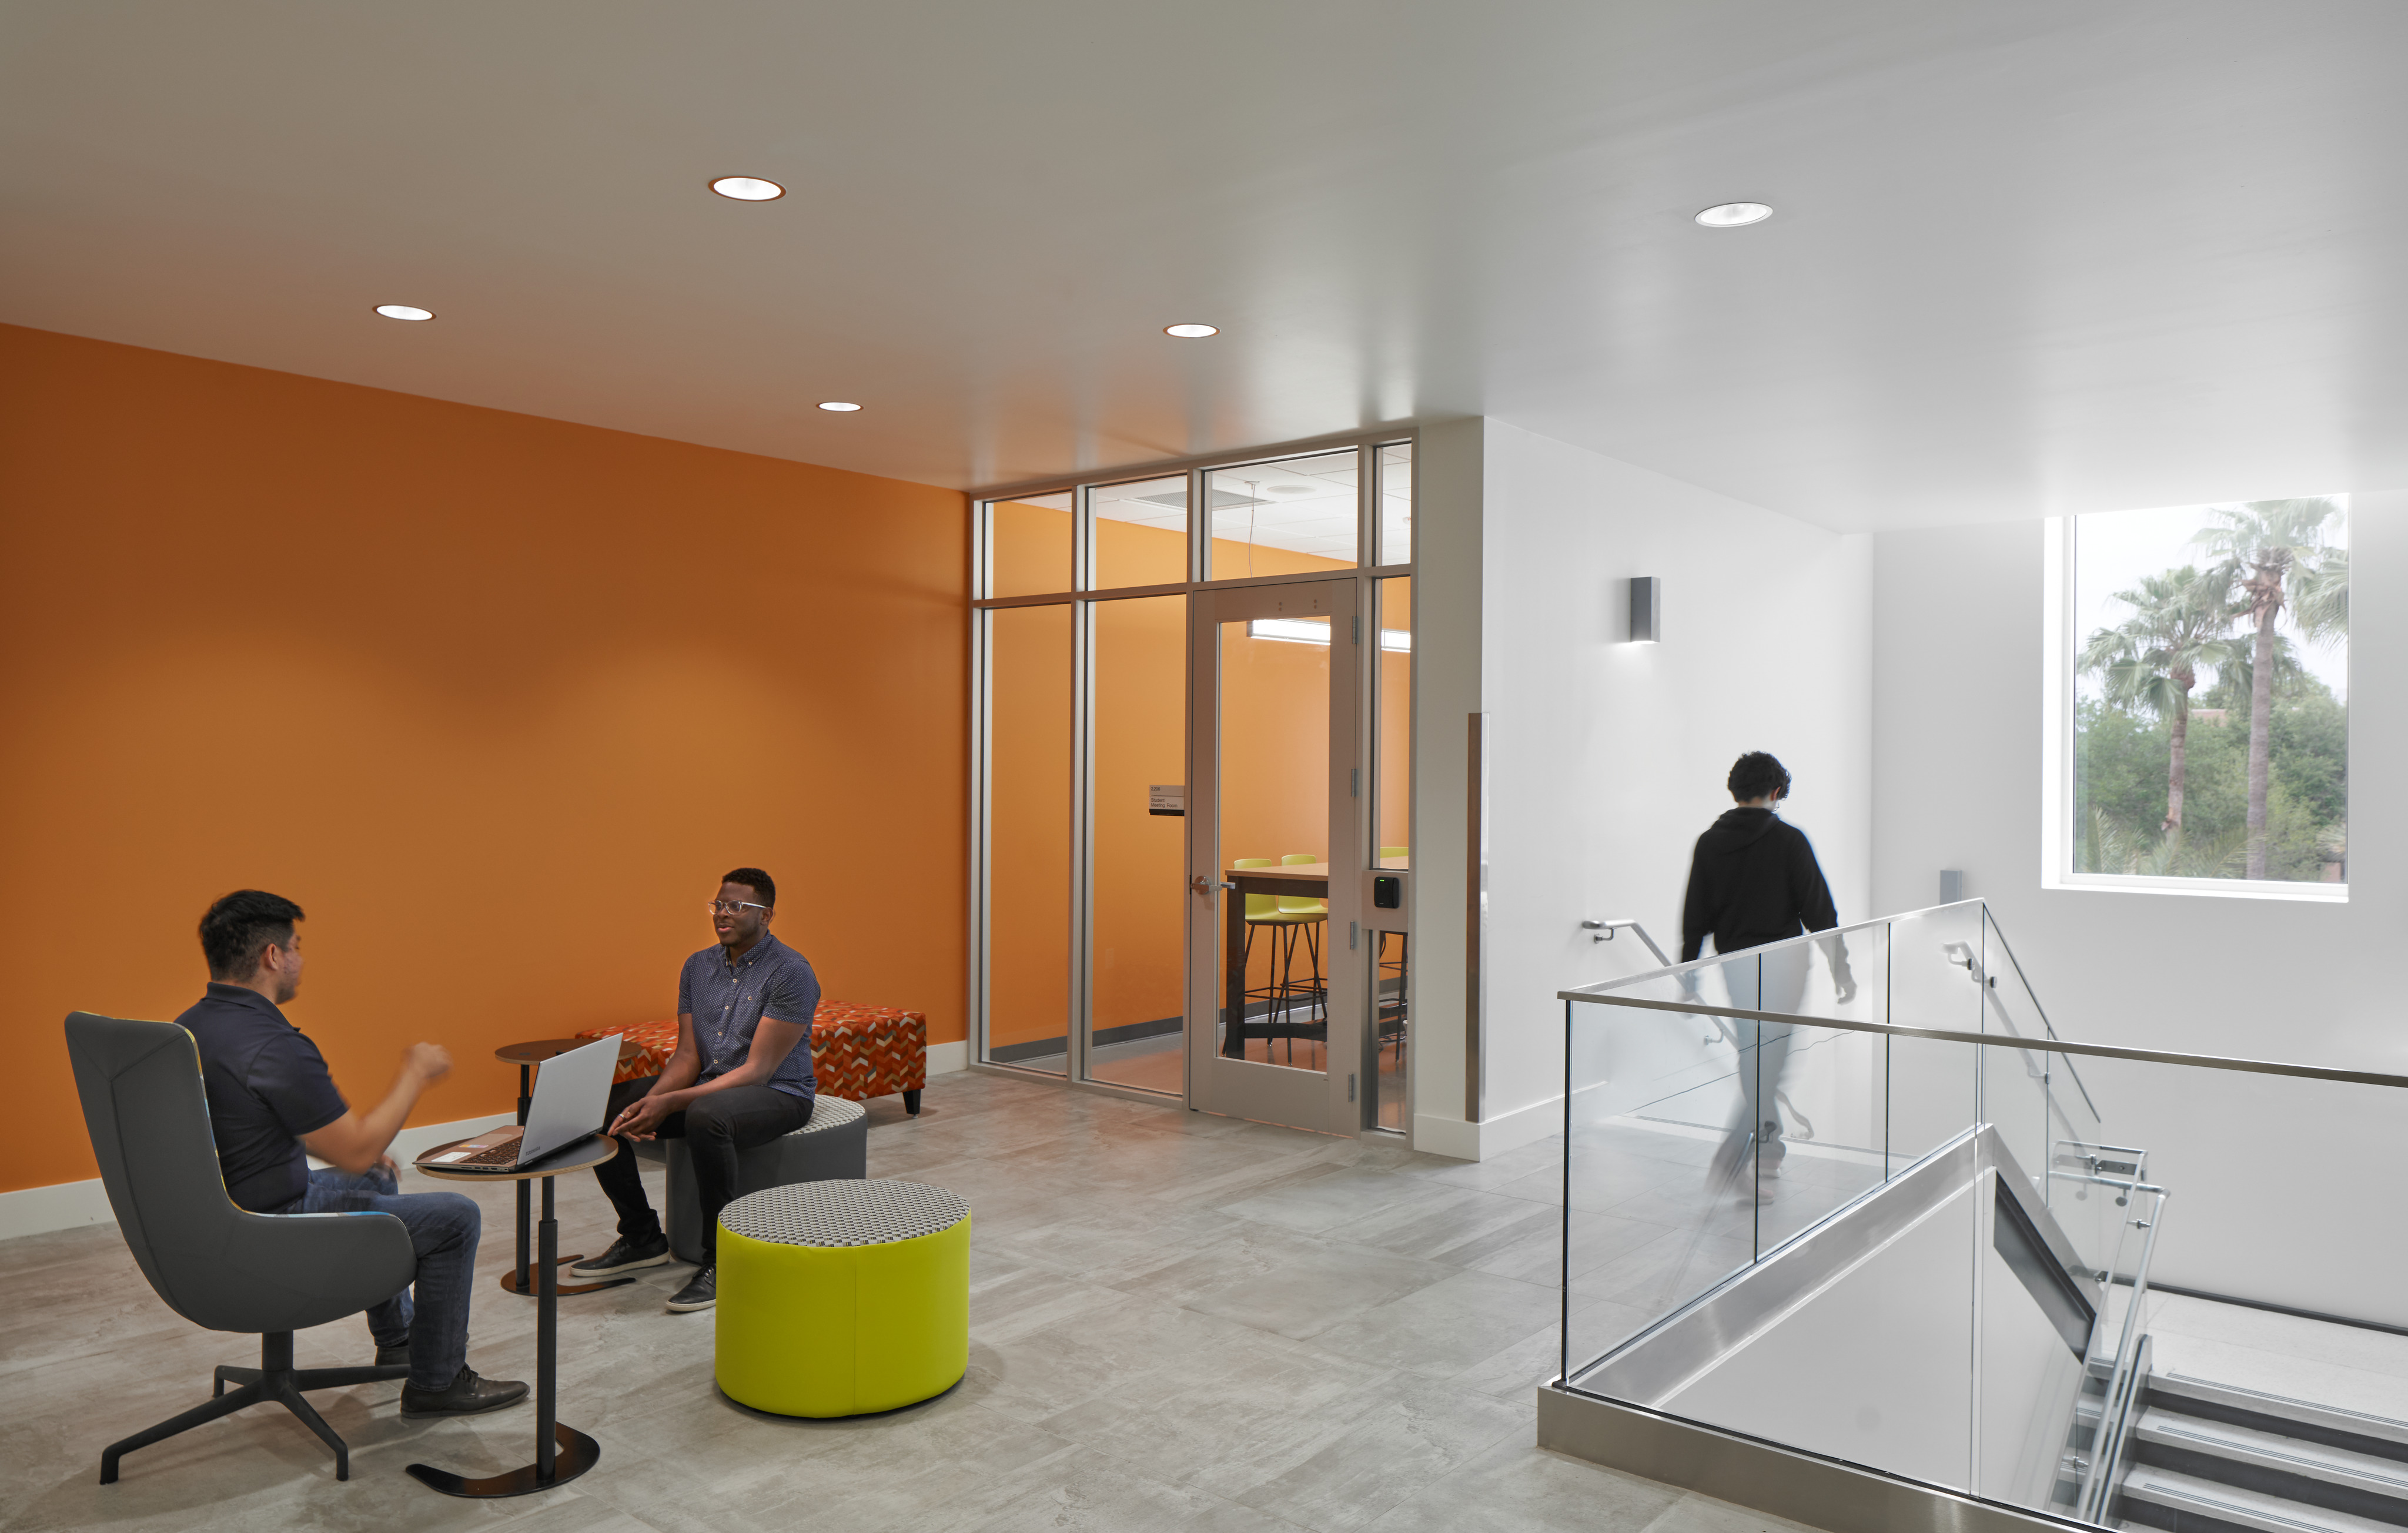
xmin=705 ymin=901 xmax=769 ymax=918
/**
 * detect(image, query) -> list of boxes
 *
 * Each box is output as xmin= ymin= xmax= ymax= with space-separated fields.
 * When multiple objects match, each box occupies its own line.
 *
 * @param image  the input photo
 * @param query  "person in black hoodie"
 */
xmin=1680 ymin=751 xmax=1855 ymax=1196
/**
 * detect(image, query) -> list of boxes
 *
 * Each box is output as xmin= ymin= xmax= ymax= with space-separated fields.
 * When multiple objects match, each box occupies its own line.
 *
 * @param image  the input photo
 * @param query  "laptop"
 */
xmin=418 ymin=1035 xmax=619 ymax=1173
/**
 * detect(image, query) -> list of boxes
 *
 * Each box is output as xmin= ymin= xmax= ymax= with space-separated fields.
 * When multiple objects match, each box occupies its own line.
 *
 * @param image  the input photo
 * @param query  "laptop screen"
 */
xmin=519 ymin=1036 xmax=618 ymax=1163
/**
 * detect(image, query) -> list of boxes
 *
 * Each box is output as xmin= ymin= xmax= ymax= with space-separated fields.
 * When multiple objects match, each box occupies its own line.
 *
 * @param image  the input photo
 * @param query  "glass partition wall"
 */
xmin=971 ymin=435 xmax=1415 ymax=1127
xmin=1553 ymin=901 xmax=2408 ymax=1531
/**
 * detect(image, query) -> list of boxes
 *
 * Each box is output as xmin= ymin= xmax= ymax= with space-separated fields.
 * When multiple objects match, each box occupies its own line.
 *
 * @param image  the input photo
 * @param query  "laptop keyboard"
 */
xmin=456 ymin=1137 xmax=522 ymax=1167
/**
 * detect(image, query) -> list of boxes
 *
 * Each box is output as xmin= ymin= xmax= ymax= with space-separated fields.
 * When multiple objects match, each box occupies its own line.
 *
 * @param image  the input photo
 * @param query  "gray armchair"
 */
xmin=65 ymin=1012 xmax=417 ymax=1484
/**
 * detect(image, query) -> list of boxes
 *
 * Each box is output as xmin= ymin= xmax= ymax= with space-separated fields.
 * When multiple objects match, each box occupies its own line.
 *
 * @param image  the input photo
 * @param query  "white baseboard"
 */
xmin=1413 ymin=1115 xmax=1481 ymax=1160
xmin=1414 ymin=1094 xmax=1564 ymax=1162
xmin=0 ymin=1179 xmax=115 ymax=1241
xmin=0 ymin=1111 xmax=517 ymax=1244
xmin=927 ymin=1039 xmax=969 ymax=1076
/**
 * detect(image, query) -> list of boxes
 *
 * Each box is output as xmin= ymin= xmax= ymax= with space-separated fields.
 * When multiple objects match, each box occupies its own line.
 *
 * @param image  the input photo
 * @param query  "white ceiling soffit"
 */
xmin=5 ymin=2 xmax=2406 ymax=533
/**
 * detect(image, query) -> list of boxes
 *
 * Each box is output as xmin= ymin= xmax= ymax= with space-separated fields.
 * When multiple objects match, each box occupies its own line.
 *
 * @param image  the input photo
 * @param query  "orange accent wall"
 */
xmin=0 ymin=323 xmax=968 ymax=1195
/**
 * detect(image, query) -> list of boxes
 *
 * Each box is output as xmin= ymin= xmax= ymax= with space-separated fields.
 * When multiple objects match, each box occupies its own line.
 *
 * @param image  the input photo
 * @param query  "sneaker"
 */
xmin=665 ymin=1266 xmax=717 ymax=1313
xmin=399 ymin=1367 xmax=529 ymax=1418
xmin=569 ymin=1233 xmax=671 ymax=1278
xmin=374 ymin=1343 xmax=411 ymax=1368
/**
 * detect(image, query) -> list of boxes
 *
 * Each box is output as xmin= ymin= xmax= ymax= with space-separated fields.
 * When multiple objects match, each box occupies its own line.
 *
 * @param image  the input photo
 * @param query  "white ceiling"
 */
xmin=6 ymin=2 xmax=2406 ymax=532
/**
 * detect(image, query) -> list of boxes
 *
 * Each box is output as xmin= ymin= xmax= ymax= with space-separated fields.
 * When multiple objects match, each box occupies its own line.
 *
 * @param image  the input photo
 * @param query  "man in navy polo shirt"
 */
xmin=175 ymin=890 xmax=526 ymax=1418
xmin=571 ymin=866 xmax=819 ymax=1313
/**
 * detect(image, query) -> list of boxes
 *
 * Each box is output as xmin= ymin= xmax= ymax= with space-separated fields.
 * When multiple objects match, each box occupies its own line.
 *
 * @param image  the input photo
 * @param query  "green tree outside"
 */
xmin=2073 ymin=501 xmax=2347 ymax=885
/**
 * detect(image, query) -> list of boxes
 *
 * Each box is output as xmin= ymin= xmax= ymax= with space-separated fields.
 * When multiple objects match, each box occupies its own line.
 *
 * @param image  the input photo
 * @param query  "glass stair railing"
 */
xmin=1543 ymin=899 xmax=2408 ymax=1533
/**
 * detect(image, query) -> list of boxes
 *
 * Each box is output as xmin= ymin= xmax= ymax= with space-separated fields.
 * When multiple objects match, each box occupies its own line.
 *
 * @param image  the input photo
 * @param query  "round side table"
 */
xmin=411 ymin=1133 xmax=620 ymax=1498
xmin=491 ymin=1037 xmax=641 ymax=1296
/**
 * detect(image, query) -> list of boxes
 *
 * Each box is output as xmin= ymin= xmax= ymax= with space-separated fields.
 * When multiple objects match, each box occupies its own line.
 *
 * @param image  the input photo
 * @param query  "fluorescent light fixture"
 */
xmin=1695 ymin=202 xmax=1772 ymax=228
xmin=710 ymin=176 xmax=785 ymax=201
xmin=1164 ymin=323 xmax=1219 ymax=338
xmin=817 ymin=401 xmax=862 ymax=412
xmin=1628 ymin=577 xmax=1661 ymax=643
xmin=1248 ymin=618 xmax=1411 ymax=652
xmin=374 ymin=304 xmax=434 ymax=322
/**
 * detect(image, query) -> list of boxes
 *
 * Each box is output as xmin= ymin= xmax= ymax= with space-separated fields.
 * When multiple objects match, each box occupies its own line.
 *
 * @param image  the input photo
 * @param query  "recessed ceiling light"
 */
xmin=818 ymin=401 xmax=862 ymax=413
xmin=711 ymin=176 xmax=785 ymax=202
xmin=374 ymin=304 xmax=434 ymax=322
xmin=1695 ymin=202 xmax=1773 ymax=228
xmin=1164 ymin=323 xmax=1219 ymax=338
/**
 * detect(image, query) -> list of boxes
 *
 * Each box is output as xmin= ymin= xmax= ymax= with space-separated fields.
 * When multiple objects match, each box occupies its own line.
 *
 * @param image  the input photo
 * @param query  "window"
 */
xmin=2055 ymin=497 xmax=2348 ymax=895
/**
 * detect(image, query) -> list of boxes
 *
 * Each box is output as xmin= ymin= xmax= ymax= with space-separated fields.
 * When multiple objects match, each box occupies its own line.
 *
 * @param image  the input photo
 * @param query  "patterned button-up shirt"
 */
xmin=677 ymin=932 xmax=820 ymax=1100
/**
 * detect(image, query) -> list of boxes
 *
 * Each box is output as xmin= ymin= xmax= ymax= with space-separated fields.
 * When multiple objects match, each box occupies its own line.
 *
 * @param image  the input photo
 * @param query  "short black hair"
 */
xmin=721 ymin=867 xmax=777 ymax=908
xmin=199 ymin=890 xmax=306 ymax=980
xmin=1727 ymin=752 xmax=1792 ymax=802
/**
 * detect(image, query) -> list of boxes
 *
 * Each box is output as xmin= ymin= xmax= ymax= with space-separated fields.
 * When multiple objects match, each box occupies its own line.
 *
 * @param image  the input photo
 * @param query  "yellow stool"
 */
xmin=715 ymin=1179 xmax=972 ymax=1417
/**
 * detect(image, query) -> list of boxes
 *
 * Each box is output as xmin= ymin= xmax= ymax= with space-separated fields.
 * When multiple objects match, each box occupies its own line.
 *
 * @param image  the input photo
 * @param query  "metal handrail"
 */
xmin=1563 ymin=993 xmax=2408 ymax=1091
xmin=1982 ymin=909 xmax=2102 ymax=1121
xmin=1581 ymin=918 xmax=1673 ymax=966
xmin=1563 ymin=897 xmax=1992 ymax=995
xmin=2078 ymin=1183 xmax=2167 ymax=1521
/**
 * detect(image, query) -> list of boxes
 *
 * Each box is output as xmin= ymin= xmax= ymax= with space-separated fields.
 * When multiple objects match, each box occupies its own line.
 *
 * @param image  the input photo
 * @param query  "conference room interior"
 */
xmin=9 ymin=6 xmax=2408 ymax=1533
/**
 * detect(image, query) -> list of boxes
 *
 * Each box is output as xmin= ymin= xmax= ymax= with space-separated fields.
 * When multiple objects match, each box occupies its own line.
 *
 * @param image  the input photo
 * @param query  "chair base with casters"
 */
xmin=65 ymin=1012 xmax=419 ymax=1490
xmin=664 ymin=1095 xmax=869 ymax=1265
xmin=98 ymin=1331 xmax=409 ymax=1484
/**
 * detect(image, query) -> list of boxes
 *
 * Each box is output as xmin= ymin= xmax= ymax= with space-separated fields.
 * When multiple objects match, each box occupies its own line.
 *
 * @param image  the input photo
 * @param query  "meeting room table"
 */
xmin=491 ymin=1036 xmax=642 ymax=1296
xmin=409 ymin=1132 xmax=618 ymax=1497
xmin=1219 ymin=858 xmax=1406 ymax=1059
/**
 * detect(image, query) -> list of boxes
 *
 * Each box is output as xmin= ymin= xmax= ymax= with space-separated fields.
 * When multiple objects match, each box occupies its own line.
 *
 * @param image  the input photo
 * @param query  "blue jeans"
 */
xmin=290 ymin=1166 xmax=481 ymax=1390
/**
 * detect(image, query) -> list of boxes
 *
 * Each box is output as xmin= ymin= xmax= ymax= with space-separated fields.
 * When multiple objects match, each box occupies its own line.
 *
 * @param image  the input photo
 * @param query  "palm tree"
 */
xmin=2192 ymin=498 xmax=2346 ymax=878
xmin=2078 ymin=564 xmax=2240 ymax=834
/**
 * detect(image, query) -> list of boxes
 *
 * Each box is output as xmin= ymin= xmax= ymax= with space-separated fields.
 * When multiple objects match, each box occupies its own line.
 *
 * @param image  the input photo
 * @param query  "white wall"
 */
xmin=1869 ymin=493 xmax=2408 ymax=1324
xmin=1408 ymin=418 xmax=1485 ymax=1155
xmin=1447 ymin=420 xmax=1874 ymax=1153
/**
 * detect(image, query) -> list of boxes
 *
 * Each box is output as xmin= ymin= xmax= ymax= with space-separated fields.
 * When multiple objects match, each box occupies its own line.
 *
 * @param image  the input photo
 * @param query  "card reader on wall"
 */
xmin=1372 ymin=875 xmax=1402 ymax=909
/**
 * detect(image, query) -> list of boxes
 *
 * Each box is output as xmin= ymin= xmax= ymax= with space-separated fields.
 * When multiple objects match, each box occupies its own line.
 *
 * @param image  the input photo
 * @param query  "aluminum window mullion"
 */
xmin=1357 ymin=442 xmax=1376 ymax=568
xmin=1189 ymin=466 xmax=1206 ymax=583
xmin=969 ymin=605 xmax=994 ymax=1065
xmin=1071 ymin=598 xmax=1096 ymax=1085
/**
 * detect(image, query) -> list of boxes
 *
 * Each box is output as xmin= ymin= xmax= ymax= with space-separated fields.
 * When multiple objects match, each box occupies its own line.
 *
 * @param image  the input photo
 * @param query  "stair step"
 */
xmin=2155 ymin=1374 xmax=2408 ymax=1453
xmin=2137 ymin=1410 xmax=2408 ymax=1505
xmin=2123 ymin=1467 xmax=2403 ymax=1533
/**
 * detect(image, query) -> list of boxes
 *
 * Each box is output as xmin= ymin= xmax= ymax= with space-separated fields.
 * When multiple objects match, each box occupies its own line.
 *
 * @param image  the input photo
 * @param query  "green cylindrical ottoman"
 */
xmin=715 ymin=1179 xmax=971 ymax=1417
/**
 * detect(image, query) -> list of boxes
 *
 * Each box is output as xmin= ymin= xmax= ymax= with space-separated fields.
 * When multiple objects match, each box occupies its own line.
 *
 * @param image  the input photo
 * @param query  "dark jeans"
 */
xmin=289 ymin=1165 xmax=481 ymax=1391
xmin=591 ymin=1077 xmax=814 ymax=1261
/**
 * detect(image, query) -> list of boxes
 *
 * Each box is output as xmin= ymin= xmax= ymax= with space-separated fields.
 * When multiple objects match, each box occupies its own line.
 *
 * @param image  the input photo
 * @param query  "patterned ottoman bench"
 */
xmin=577 ymin=1002 xmax=928 ymax=1114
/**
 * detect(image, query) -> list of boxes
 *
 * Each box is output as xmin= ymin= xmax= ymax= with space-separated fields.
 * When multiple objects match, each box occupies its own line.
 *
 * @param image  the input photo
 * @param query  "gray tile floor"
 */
xmin=0 ymin=1070 xmax=1814 ymax=1533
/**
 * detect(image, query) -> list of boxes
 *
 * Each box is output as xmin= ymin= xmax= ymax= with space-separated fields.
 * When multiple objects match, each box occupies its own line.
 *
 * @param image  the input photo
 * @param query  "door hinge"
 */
xmin=1350 ymin=767 xmax=1359 ymax=798
xmin=1347 ymin=1073 xmax=1357 ymax=1103
xmin=1352 ymin=615 xmax=1361 ymax=643
xmin=1349 ymin=920 xmax=1360 ymax=950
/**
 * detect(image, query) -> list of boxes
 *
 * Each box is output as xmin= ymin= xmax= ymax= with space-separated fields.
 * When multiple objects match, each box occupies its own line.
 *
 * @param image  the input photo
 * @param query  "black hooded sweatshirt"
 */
xmin=1680 ymin=807 xmax=1840 ymax=963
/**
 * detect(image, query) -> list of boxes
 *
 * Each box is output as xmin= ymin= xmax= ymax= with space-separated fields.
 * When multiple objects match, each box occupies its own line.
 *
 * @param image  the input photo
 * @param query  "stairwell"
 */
xmin=2116 ymin=1372 xmax=2408 ymax=1533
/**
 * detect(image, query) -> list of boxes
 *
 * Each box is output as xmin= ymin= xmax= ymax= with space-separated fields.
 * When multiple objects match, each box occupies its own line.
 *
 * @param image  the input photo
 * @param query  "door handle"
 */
xmin=1191 ymin=875 xmax=1235 ymax=894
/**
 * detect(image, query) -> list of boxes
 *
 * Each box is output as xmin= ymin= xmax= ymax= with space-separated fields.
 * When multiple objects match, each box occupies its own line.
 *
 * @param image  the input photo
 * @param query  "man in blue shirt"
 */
xmin=175 ymin=891 xmax=526 ymax=1417
xmin=571 ymin=867 xmax=820 ymax=1313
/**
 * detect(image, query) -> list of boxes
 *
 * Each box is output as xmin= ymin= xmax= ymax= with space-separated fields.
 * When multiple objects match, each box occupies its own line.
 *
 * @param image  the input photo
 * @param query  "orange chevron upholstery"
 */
xmin=577 ymin=1003 xmax=928 ymax=1103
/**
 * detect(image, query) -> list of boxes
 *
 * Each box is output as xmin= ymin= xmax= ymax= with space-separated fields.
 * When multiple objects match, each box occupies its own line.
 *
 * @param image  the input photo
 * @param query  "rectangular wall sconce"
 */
xmin=1628 ymin=577 xmax=1661 ymax=644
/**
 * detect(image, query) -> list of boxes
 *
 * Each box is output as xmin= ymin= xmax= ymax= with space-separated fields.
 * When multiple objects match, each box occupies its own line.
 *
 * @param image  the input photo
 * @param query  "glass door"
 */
xmin=1186 ymin=578 xmax=1363 ymax=1133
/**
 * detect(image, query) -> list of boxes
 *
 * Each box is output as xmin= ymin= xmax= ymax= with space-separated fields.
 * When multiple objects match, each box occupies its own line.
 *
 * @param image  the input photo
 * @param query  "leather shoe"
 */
xmin=400 ymin=1367 xmax=529 ymax=1418
xmin=375 ymin=1343 xmax=411 ymax=1368
xmin=665 ymin=1266 xmax=716 ymax=1313
xmin=570 ymin=1232 xmax=670 ymax=1278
